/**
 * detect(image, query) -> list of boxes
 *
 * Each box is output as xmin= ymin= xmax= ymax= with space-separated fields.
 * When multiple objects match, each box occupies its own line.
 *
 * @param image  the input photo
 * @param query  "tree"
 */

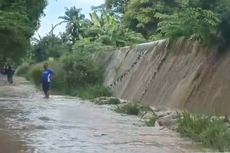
xmin=59 ymin=7 xmax=88 ymax=44
xmin=123 ymin=0 xmax=178 ymax=39
xmin=81 ymin=11 xmax=145 ymax=47
xmin=105 ymin=0 xmax=129 ymax=14
xmin=0 ymin=0 xmax=47 ymax=62
xmin=212 ymin=0 xmax=230 ymax=47
xmin=155 ymin=0 xmax=230 ymax=47
xmin=156 ymin=7 xmax=220 ymax=44
xmin=32 ymin=34 xmax=69 ymax=62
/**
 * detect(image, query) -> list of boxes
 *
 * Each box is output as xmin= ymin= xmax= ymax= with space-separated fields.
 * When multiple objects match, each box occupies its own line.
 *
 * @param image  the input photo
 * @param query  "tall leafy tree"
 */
xmin=32 ymin=34 xmax=69 ymax=62
xmin=80 ymin=11 xmax=145 ymax=47
xmin=59 ymin=7 xmax=88 ymax=44
xmin=0 ymin=0 xmax=47 ymax=62
xmin=156 ymin=7 xmax=220 ymax=44
xmin=156 ymin=0 xmax=230 ymax=47
xmin=123 ymin=0 xmax=178 ymax=39
xmin=212 ymin=0 xmax=230 ymax=47
xmin=105 ymin=0 xmax=129 ymax=14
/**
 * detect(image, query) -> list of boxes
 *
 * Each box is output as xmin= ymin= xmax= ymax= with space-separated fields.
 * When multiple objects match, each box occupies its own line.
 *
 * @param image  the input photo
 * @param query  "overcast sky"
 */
xmin=35 ymin=0 xmax=105 ymax=37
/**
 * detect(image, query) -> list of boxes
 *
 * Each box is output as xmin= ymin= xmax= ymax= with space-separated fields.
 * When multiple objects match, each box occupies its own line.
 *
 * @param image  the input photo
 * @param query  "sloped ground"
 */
xmin=96 ymin=39 xmax=230 ymax=115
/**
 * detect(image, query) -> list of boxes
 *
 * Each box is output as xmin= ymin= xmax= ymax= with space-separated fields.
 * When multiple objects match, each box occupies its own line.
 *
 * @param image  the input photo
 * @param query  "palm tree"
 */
xmin=59 ymin=7 xmax=86 ymax=44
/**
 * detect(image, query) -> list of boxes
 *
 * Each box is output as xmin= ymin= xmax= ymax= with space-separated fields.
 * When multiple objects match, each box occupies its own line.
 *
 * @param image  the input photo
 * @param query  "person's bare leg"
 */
xmin=43 ymin=92 xmax=47 ymax=98
xmin=46 ymin=90 xmax=50 ymax=98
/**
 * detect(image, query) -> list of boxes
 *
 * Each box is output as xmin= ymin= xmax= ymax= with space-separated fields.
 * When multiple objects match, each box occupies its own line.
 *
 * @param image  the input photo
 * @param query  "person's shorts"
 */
xmin=42 ymin=82 xmax=50 ymax=92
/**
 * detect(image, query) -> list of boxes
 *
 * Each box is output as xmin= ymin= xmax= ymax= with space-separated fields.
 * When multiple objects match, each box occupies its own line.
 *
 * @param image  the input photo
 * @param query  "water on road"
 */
xmin=0 ymin=78 xmax=208 ymax=153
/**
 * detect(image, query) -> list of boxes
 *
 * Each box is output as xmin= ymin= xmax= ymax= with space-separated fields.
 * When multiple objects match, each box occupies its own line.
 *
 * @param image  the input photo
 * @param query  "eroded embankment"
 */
xmin=94 ymin=38 xmax=230 ymax=115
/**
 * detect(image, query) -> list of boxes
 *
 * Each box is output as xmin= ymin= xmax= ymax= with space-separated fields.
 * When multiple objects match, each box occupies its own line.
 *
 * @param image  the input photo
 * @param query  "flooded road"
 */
xmin=0 ymin=77 xmax=209 ymax=153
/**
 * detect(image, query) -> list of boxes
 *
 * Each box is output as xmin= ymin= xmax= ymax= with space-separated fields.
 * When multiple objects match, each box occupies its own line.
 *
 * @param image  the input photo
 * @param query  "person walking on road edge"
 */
xmin=6 ymin=66 xmax=15 ymax=84
xmin=41 ymin=63 xmax=54 ymax=98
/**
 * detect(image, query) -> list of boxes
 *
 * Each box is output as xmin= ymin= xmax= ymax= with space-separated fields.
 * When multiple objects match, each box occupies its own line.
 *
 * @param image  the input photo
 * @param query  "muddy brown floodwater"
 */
xmin=0 ymin=77 xmax=210 ymax=153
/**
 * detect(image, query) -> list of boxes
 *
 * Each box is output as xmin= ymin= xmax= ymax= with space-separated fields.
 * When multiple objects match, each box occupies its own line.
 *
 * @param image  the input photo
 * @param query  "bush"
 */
xmin=115 ymin=103 xmax=140 ymax=115
xmin=94 ymin=97 xmax=121 ymax=105
xmin=61 ymin=53 xmax=104 ymax=92
xmin=115 ymin=102 xmax=154 ymax=116
xmin=16 ymin=63 xmax=30 ymax=76
xmin=145 ymin=116 xmax=157 ymax=127
xmin=108 ymin=98 xmax=121 ymax=105
xmin=178 ymin=112 xmax=230 ymax=151
xmin=47 ymin=61 xmax=65 ymax=93
xmin=74 ymin=85 xmax=112 ymax=99
xmin=26 ymin=53 xmax=110 ymax=99
xmin=27 ymin=64 xmax=43 ymax=86
xmin=156 ymin=8 xmax=220 ymax=44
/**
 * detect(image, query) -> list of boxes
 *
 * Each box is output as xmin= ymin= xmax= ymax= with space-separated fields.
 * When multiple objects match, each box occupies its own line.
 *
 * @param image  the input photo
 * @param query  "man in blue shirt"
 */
xmin=41 ymin=63 xmax=54 ymax=98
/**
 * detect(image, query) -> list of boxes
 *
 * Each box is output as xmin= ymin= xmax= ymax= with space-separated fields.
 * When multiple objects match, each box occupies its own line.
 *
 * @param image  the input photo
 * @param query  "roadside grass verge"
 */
xmin=72 ymin=85 xmax=112 ymax=100
xmin=145 ymin=116 xmax=158 ymax=127
xmin=94 ymin=97 xmax=121 ymax=105
xmin=177 ymin=112 xmax=230 ymax=152
xmin=115 ymin=102 xmax=152 ymax=115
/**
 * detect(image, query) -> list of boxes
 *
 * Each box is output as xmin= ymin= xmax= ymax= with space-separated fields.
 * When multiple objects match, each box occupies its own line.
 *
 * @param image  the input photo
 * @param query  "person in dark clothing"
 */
xmin=41 ymin=63 xmax=54 ymax=98
xmin=2 ymin=65 xmax=7 ymax=75
xmin=5 ymin=66 xmax=14 ymax=84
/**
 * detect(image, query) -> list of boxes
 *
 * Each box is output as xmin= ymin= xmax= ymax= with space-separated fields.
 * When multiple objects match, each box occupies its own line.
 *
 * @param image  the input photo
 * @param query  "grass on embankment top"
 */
xmin=177 ymin=112 xmax=230 ymax=152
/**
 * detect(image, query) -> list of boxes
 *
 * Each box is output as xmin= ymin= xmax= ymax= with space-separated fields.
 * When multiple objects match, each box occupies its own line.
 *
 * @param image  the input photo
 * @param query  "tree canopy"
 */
xmin=5 ymin=0 xmax=229 ymax=65
xmin=0 ymin=0 xmax=47 ymax=62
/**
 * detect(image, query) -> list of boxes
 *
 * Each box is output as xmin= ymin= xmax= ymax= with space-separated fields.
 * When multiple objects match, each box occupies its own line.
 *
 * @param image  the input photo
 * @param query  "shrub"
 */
xmin=156 ymin=8 xmax=220 ymax=44
xmin=177 ymin=112 xmax=230 ymax=151
xmin=27 ymin=64 xmax=43 ymax=86
xmin=47 ymin=61 xmax=65 ymax=93
xmin=108 ymin=98 xmax=121 ymax=105
xmin=145 ymin=116 xmax=157 ymax=127
xmin=16 ymin=63 xmax=30 ymax=76
xmin=94 ymin=97 xmax=121 ymax=105
xmin=26 ymin=53 xmax=110 ymax=99
xmin=61 ymin=53 xmax=104 ymax=92
xmin=115 ymin=103 xmax=140 ymax=115
xmin=74 ymin=85 xmax=112 ymax=99
xmin=115 ymin=102 xmax=154 ymax=116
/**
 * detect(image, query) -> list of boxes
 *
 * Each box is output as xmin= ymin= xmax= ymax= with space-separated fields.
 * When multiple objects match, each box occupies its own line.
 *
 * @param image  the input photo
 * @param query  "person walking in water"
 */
xmin=6 ymin=66 xmax=15 ymax=84
xmin=41 ymin=63 xmax=54 ymax=98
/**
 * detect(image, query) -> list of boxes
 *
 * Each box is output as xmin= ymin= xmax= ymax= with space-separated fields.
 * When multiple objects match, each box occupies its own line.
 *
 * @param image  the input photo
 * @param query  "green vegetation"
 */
xmin=27 ymin=64 xmax=43 ymax=86
xmin=23 ymin=5 xmax=146 ymax=99
xmin=105 ymin=0 xmax=230 ymax=47
xmin=105 ymin=0 xmax=129 ymax=14
xmin=0 ymin=0 xmax=47 ymax=62
xmin=94 ymin=97 xmax=121 ymax=105
xmin=20 ymin=58 xmax=111 ymax=99
xmin=3 ymin=0 xmax=230 ymax=103
xmin=115 ymin=102 xmax=152 ymax=115
xmin=32 ymin=35 xmax=69 ymax=62
xmin=3 ymin=0 xmax=230 ymax=66
xmin=145 ymin=116 xmax=157 ymax=127
xmin=178 ymin=112 xmax=230 ymax=152
xmin=6 ymin=0 xmax=230 ymax=99
xmin=3 ymin=1 xmax=230 ymax=151
xmin=16 ymin=63 xmax=30 ymax=77
xmin=75 ymin=85 xmax=112 ymax=100
xmin=156 ymin=8 xmax=220 ymax=44
xmin=115 ymin=103 xmax=140 ymax=115
xmin=107 ymin=98 xmax=121 ymax=105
